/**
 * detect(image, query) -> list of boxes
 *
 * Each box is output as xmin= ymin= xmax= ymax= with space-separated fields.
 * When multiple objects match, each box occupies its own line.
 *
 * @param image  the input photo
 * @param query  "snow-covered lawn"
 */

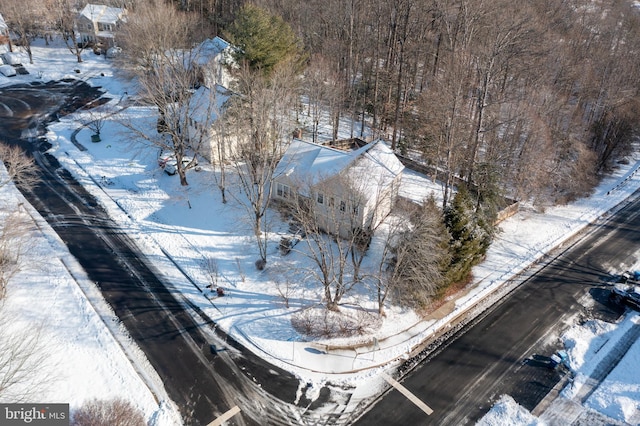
xmin=0 ymin=177 xmax=180 ymax=424
xmin=2 ymin=38 xmax=640 ymax=424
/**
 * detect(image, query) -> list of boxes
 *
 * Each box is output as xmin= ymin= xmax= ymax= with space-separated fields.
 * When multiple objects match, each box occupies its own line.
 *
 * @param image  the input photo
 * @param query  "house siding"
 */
xmin=272 ymin=139 xmax=404 ymax=240
xmin=75 ymin=4 xmax=125 ymax=48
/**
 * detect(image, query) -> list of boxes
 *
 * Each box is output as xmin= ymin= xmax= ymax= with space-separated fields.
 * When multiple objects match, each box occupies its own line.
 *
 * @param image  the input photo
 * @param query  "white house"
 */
xmin=184 ymin=84 xmax=239 ymax=164
xmin=75 ymin=3 xmax=126 ymax=48
xmin=192 ymin=36 xmax=236 ymax=89
xmin=155 ymin=38 xmax=238 ymax=164
xmin=273 ymin=139 xmax=405 ymax=238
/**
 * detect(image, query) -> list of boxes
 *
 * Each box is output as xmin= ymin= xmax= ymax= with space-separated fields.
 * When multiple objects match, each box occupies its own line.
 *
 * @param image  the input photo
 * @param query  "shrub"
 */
xmin=71 ymin=398 xmax=146 ymax=426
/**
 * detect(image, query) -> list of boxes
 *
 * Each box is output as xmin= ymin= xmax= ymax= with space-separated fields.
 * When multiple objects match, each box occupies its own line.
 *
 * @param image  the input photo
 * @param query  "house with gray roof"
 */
xmin=76 ymin=3 xmax=126 ymax=48
xmin=273 ymin=139 xmax=404 ymax=238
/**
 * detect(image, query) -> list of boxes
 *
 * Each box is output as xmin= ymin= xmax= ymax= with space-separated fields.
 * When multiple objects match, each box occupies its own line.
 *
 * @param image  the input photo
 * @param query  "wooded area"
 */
xmin=2 ymin=0 xmax=637 ymax=206
xmin=177 ymin=0 xmax=640 ymax=208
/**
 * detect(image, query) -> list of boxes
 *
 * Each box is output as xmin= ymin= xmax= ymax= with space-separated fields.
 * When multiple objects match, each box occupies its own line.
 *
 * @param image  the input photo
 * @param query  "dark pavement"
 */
xmin=356 ymin=192 xmax=640 ymax=425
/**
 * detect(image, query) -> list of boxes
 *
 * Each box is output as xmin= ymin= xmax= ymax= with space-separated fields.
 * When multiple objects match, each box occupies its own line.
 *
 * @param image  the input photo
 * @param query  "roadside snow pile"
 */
xmin=581 ymin=316 xmax=640 ymax=424
xmin=562 ymin=319 xmax=620 ymax=373
xmin=480 ymin=311 xmax=640 ymax=425
xmin=561 ymin=312 xmax=640 ymax=424
xmin=476 ymin=395 xmax=544 ymax=426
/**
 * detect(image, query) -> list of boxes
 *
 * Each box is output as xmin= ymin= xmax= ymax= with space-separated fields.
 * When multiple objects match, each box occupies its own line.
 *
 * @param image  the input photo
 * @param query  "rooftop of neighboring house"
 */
xmin=194 ymin=36 xmax=232 ymax=65
xmin=79 ymin=3 xmax=126 ymax=25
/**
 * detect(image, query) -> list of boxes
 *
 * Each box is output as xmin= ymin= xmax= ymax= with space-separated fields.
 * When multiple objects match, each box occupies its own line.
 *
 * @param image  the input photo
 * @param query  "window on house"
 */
xmin=339 ymin=200 xmax=346 ymax=212
xmin=317 ymin=192 xmax=324 ymax=204
xmin=328 ymin=197 xmax=335 ymax=208
xmin=87 ymin=24 xmax=93 ymax=30
xmin=352 ymin=204 xmax=359 ymax=216
xmin=277 ymin=183 xmax=291 ymax=198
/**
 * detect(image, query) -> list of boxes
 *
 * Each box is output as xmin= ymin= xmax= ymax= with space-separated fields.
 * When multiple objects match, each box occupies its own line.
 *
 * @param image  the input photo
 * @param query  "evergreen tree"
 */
xmin=444 ymin=186 xmax=492 ymax=284
xmin=224 ymin=4 xmax=303 ymax=76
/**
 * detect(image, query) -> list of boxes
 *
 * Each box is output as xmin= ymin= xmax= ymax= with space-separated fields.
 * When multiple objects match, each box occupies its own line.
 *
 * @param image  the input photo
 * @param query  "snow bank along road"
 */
xmin=355 ymin=190 xmax=640 ymax=425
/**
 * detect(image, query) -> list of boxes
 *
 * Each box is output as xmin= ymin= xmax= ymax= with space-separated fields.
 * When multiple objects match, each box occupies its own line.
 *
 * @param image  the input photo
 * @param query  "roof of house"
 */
xmin=188 ymin=84 xmax=232 ymax=125
xmin=0 ymin=13 xmax=7 ymax=33
xmin=275 ymin=139 xmax=404 ymax=197
xmin=79 ymin=4 xmax=125 ymax=24
xmin=195 ymin=37 xmax=231 ymax=63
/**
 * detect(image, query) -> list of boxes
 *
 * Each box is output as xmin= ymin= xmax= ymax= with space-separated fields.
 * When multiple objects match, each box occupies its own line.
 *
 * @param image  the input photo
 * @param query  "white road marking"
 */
xmin=381 ymin=372 xmax=434 ymax=416
xmin=207 ymin=406 xmax=242 ymax=426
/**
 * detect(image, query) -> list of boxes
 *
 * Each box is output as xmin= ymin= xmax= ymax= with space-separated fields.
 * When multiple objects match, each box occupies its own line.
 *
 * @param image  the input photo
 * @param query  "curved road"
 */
xmin=356 ymin=191 xmax=640 ymax=425
xmin=1 ymin=81 xmax=303 ymax=425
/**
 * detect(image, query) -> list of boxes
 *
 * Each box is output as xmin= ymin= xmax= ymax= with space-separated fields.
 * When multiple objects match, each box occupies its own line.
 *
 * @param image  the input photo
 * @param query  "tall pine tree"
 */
xmin=224 ymin=4 xmax=303 ymax=76
xmin=444 ymin=186 xmax=492 ymax=284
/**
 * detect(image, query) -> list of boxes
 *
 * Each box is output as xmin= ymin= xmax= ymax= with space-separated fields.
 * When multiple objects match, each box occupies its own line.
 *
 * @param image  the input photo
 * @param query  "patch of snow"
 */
xmin=477 ymin=395 xmax=544 ymax=426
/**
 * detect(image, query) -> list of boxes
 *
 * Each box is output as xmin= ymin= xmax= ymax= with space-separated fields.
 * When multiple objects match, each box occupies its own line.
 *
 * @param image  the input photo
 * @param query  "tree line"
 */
xmin=179 ymin=0 xmax=638 ymax=203
xmin=2 ymin=0 xmax=638 ymax=206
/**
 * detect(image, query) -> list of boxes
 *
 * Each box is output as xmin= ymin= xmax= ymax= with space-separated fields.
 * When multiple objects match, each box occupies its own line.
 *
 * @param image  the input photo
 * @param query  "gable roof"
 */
xmin=275 ymin=139 xmax=404 ymax=197
xmin=0 ymin=13 xmax=6 ymax=33
xmin=194 ymin=36 xmax=231 ymax=65
xmin=351 ymin=140 xmax=405 ymax=191
xmin=275 ymin=139 xmax=356 ymax=186
xmin=79 ymin=4 xmax=125 ymax=24
xmin=188 ymin=84 xmax=232 ymax=125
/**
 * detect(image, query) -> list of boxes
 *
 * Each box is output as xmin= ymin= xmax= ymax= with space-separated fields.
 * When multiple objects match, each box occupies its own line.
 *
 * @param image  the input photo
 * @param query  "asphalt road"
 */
xmin=356 ymin=191 xmax=640 ymax=425
xmin=1 ymin=80 xmax=303 ymax=425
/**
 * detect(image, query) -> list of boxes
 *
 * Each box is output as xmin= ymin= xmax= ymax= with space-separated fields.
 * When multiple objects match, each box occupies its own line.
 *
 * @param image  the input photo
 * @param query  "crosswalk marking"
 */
xmin=207 ymin=406 xmax=241 ymax=426
xmin=381 ymin=372 xmax=434 ymax=416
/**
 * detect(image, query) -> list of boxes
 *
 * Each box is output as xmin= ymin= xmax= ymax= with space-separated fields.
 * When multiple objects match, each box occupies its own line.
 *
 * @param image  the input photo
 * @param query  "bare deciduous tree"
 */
xmin=302 ymin=54 xmax=342 ymax=143
xmin=0 ymin=207 xmax=50 ymax=401
xmin=117 ymin=0 xmax=200 ymax=75
xmin=0 ymin=0 xmax=44 ymax=63
xmin=53 ymin=0 xmax=87 ymax=63
xmin=116 ymin=2 xmax=213 ymax=187
xmin=282 ymin=170 xmax=384 ymax=311
xmin=0 ymin=208 xmax=34 ymax=300
xmin=0 ymin=314 xmax=52 ymax=402
xmin=223 ymin=64 xmax=298 ymax=266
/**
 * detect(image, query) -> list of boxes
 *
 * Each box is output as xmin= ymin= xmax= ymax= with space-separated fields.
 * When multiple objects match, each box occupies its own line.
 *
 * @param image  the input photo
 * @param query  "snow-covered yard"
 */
xmin=2 ymin=38 xmax=640 ymax=424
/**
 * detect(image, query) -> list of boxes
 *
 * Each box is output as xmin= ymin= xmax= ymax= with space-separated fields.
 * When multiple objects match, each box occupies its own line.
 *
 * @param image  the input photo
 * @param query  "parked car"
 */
xmin=163 ymin=156 xmax=197 ymax=175
xmin=106 ymin=46 xmax=122 ymax=59
xmin=158 ymin=149 xmax=174 ymax=168
xmin=1 ymin=52 xmax=21 ymax=65
xmin=158 ymin=149 xmax=198 ymax=175
xmin=610 ymin=285 xmax=640 ymax=311
xmin=0 ymin=64 xmax=16 ymax=77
